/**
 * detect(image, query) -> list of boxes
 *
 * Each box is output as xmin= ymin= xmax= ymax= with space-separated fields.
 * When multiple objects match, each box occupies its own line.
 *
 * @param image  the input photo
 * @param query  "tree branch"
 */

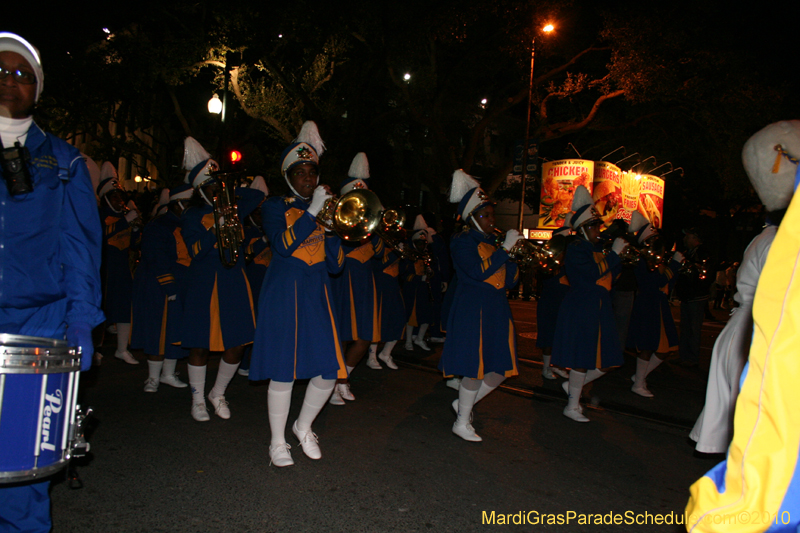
xmin=541 ymin=89 xmax=625 ymax=139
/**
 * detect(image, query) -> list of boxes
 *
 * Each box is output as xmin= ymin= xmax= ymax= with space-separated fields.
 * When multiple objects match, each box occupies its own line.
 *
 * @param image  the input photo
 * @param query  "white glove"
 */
xmin=167 ymin=294 xmax=177 ymax=301
xmin=611 ymin=237 xmax=628 ymax=255
xmin=396 ymin=242 xmax=405 ymax=252
xmin=307 ymin=186 xmax=332 ymax=218
xmin=502 ymin=229 xmax=523 ymax=251
xmin=125 ymin=209 xmax=139 ymax=223
xmin=672 ymin=251 xmax=685 ymax=263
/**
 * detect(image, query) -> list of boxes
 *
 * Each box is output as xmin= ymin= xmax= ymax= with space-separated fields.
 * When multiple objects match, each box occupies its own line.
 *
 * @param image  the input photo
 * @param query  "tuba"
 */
xmin=316 ymin=189 xmax=384 ymax=242
xmin=212 ymin=173 xmax=244 ymax=268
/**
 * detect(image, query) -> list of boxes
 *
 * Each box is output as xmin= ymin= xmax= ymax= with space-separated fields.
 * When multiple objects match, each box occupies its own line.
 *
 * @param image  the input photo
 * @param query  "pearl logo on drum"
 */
xmin=40 ymin=389 xmax=64 ymax=452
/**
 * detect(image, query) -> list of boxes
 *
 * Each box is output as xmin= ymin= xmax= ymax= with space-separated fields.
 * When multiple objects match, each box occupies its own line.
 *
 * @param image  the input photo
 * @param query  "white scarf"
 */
xmin=0 ymin=115 xmax=33 ymax=148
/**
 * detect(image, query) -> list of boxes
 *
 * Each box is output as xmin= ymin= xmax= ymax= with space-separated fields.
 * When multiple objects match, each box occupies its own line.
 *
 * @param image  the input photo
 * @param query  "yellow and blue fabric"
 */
xmin=535 ymin=268 xmax=570 ymax=349
xmin=98 ymin=203 xmax=140 ymax=324
xmin=428 ymin=233 xmax=451 ymax=337
xmin=179 ymin=188 xmax=263 ymax=351
xmin=130 ymin=211 xmax=190 ymax=358
xmin=626 ymin=258 xmax=679 ymax=353
xmin=401 ymin=253 xmax=435 ymax=327
xmin=438 ymin=228 xmax=519 ymax=379
xmin=249 ymin=195 xmax=347 ymax=382
xmin=373 ymin=250 xmax=406 ymax=342
xmin=334 ymin=235 xmax=384 ymax=342
xmin=243 ymin=224 xmax=271 ymax=316
xmin=551 ymin=238 xmax=623 ymax=370
xmin=0 ymin=121 xmax=104 ymax=533
xmin=685 ymin=179 xmax=800 ymax=532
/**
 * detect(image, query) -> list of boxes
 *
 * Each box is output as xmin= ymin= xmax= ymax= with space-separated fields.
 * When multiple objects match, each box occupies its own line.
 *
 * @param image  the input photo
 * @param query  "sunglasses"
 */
xmin=0 ymin=66 xmax=36 ymax=85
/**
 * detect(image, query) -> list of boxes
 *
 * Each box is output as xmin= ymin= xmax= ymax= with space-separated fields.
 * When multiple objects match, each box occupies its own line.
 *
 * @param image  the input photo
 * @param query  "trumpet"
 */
xmin=316 ymin=189 xmax=383 ymax=241
xmin=212 ymin=173 xmax=244 ymax=269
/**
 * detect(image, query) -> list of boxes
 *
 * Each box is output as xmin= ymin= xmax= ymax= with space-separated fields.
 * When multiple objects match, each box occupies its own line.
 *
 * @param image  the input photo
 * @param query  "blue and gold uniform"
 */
xmin=536 ymin=269 xmax=570 ymax=349
xmin=551 ymin=238 xmax=623 ymax=370
xmin=250 ymin=195 xmax=347 ymax=382
xmin=335 ymin=235 xmax=384 ymax=342
xmin=98 ymin=203 xmax=139 ymax=323
xmin=244 ymin=225 xmax=271 ymax=317
xmin=374 ymin=250 xmax=406 ymax=341
xmin=626 ymin=257 xmax=680 ymax=353
xmin=439 ymin=228 xmax=520 ymax=379
xmin=179 ymin=188 xmax=263 ymax=350
xmin=401 ymin=251 xmax=435 ymax=328
xmin=130 ymin=210 xmax=191 ymax=357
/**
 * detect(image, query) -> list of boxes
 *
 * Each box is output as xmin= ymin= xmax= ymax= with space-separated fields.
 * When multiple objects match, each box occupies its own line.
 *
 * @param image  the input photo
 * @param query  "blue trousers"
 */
xmin=0 ymin=481 xmax=51 ymax=532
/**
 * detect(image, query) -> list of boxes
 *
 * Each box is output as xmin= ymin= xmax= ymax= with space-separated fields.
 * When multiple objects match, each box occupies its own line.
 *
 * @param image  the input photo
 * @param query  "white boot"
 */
xmin=378 ymin=341 xmax=399 ymax=370
xmin=563 ymin=371 xmax=589 ymax=422
xmin=404 ymin=325 xmax=414 ymax=351
xmin=366 ymin=343 xmax=382 ymax=369
xmin=632 ymin=357 xmax=654 ymax=397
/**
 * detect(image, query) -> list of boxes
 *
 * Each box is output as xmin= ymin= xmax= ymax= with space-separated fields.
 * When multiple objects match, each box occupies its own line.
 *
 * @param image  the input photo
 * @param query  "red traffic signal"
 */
xmin=229 ymin=150 xmax=242 ymax=164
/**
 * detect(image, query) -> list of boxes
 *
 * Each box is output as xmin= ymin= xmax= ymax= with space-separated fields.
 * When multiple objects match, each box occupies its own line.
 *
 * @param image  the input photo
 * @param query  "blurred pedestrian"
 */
xmin=675 ymin=227 xmax=713 ymax=367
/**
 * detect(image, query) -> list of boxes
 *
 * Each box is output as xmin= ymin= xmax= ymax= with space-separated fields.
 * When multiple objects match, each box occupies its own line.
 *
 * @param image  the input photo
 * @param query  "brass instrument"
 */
xmin=212 ymin=174 xmax=244 ymax=269
xmin=316 ymin=189 xmax=383 ymax=241
xmin=492 ymin=229 xmax=542 ymax=271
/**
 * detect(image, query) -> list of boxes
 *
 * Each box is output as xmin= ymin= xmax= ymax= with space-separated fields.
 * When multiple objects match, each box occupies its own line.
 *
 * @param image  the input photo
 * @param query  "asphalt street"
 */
xmin=46 ymin=300 xmax=729 ymax=532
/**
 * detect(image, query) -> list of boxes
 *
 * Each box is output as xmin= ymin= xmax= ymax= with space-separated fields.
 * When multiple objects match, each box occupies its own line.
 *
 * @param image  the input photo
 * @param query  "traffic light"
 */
xmin=229 ymin=150 xmax=243 ymax=164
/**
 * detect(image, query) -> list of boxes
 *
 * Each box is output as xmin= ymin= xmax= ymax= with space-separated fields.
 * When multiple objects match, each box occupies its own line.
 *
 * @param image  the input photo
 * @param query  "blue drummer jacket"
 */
xmin=0 ymin=122 xmax=104 ymax=337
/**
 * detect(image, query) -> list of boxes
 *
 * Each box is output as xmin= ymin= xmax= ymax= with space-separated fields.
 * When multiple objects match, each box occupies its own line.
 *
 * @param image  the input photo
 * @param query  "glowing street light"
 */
xmin=518 ymin=23 xmax=556 ymax=232
xmin=403 ymin=73 xmax=411 ymax=82
xmin=208 ymin=94 xmax=222 ymax=114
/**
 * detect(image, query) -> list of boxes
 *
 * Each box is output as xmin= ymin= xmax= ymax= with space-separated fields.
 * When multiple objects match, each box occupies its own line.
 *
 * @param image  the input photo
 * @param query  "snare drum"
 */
xmin=0 ymin=334 xmax=82 ymax=483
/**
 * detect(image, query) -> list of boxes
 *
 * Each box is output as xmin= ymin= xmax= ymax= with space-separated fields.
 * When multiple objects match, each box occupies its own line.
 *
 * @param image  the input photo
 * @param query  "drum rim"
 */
xmin=0 ymin=459 xmax=69 ymax=484
xmin=0 ymin=334 xmax=69 ymax=348
xmin=0 ymin=334 xmax=80 ymax=374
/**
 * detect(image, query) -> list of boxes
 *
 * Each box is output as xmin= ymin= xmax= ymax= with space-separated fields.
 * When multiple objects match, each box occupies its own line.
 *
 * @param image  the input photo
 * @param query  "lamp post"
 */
xmin=518 ymin=23 xmax=554 ymax=233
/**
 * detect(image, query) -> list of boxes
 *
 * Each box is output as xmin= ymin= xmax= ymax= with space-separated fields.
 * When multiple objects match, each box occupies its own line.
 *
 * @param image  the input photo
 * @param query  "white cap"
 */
xmin=742 ymin=120 xmax=800 ymax=212
xmin=0 ymin=33 xmax=44 ymax=101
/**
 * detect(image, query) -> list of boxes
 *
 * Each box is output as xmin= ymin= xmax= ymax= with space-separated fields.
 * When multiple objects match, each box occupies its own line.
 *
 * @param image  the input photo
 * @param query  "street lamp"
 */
xmin=208 ymin=94 xmax=222 ymax=114
xmin=518 ymin=23 xmax=555 ymax=233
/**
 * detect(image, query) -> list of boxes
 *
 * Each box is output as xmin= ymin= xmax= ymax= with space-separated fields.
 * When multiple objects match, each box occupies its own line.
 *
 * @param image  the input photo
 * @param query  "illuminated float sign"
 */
xmin=637 ymin=174 xmax=665 ymax=229
xmin=538 ymin=159 xmax=594 ymax=229
xmin=592 ymin=161 xmax=623 ymax=226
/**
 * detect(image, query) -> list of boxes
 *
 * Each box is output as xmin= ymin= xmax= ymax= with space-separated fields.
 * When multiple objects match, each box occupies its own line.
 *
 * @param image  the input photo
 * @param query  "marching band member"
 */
xmin=0 ymin=32 xmax=104 ymax=532
xmin=249 ymin=121 xmax=346 ymax=467
xmin=412 ymin=213 xmax=450 ymax=343
xmin=131 ymin=184 xmax=193 ymax=392
xmin=238 ymin=175 xmax=271 ymax=377
xmin=625 ymin=211 xmax=681 ymax=397
xmin=686 ymin=121 xmax=800 ymax=533
xmin=97 ymin=161 xmax=140 ymax=365
xmin=552 ymin=186 xmax=627 ymax=422
xmin=367 ymin=245 xmax=405 ymax=370
xmin=179 ymin=137 xmax=264 ymax=422
xmin=329 ymin=153 xmax=385 ymax=405
xmin=402 ymin=232 xmax=435 ymax=351
xmin=535 ymin=225 xmax=571 ymax=380
xmin=439 ymin=170 xmax=521 ymax=442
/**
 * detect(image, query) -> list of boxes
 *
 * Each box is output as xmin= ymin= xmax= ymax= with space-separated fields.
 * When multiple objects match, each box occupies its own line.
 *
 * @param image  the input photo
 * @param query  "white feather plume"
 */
xmin=296 ymin=121 xmax=326 ymax=157
xmin=570 ymin=185 xmax=593 ymax=211
xmin=83 ymin=154 xmax=101 ymax=195
xmin=449 ymin=169 xmax=480 ymax=203
xmin=628 ymin=210 xmax=649 ymax=233
xmin=100 ymin=161 xmax=118 ymax=181
xmin=348 ymin=152 xmax=370 ymax=179
xmin=183 ymin=137 xmax=211 ymax=171
xmin=250 ymin=175 xmax=269 ymax=196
